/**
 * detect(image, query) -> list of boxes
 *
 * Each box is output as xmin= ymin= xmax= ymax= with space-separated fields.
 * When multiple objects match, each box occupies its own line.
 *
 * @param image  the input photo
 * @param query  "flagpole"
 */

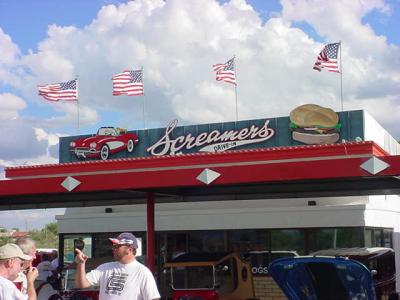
xmin=339 ymin=41 xmax=343 ymax=111
xmin=235 ymin=85 xmax=238 ymax=122
xmin=234 ymin=55 xmax=238 ymax=122
xmin=141 ymin=67 xmax=146 ymax=129
xmin=76 ymin=77 xmax=80 ymax=134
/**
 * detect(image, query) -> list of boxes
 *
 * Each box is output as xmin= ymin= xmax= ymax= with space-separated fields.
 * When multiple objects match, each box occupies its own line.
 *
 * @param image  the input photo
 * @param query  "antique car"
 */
xmin=269 ymin=256 xmax=377 ymax=300
xmin=70 ymin=127 xmax=139 ymax=160
xmin=311 ymin=247 xmax=396 ymax=300
xmin=164 ymin=252 xmax=257 ymax=300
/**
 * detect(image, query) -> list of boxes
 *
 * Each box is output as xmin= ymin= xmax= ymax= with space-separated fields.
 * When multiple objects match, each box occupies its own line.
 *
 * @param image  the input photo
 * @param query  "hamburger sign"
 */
xmin=289 ymin=104 xmax=341 ymax=144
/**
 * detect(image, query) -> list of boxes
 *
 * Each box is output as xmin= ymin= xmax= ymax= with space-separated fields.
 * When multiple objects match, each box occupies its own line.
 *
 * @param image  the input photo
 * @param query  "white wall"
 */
xmin=57 ymin=196 xmax=372 ymax=233
xmin=363 ymin=110 xmax=400 ymax=154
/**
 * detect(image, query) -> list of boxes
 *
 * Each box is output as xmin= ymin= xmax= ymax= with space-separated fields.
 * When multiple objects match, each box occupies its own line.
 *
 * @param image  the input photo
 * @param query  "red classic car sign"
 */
xmin=70 ymin=127 xmax=139 ymax=160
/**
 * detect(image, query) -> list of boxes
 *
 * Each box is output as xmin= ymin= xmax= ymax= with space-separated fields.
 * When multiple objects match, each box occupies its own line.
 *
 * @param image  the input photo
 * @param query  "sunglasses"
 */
xmin=111 ymin=244 xmax=132 ymax=249
xmin=10 ymin=258 xmax=25 ymax=267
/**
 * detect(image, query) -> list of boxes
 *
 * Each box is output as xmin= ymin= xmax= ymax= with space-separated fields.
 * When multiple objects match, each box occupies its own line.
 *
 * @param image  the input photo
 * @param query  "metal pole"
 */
xmin=142 ymin=67 xmax=146 ymax=129
xmin=339 ymin=41 xmax=343 ymax=111
xmin=234 ymin=56 xmax=238 ymax=121
xmin=76 ymin=77 xmax=80 ymax=134
xmin=146 ymin=192 xmax=155 ymax=273
xmin=235 ymin=85 xmax=238 ymax=122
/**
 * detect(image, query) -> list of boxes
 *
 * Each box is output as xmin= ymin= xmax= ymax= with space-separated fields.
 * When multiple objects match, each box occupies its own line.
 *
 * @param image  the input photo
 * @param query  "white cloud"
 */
xmin=18 ymin=0 xmax=399 ymax=127
xmin=0 ymin=28 xmax=22 ymax=86
xmin=279 ymin=0 xmax=400 ymax=88
xmin=0 ymin=121 xmax=60 ymax=168
xmin=0 ymin=93 xmax=27 ymax=121
xmin=0 ymin=28 xmax=20 ymax=65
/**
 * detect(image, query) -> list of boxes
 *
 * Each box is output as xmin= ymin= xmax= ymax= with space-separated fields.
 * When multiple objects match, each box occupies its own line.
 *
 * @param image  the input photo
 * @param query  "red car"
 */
xmin=70 ymin=127 xmax=139 ymax=160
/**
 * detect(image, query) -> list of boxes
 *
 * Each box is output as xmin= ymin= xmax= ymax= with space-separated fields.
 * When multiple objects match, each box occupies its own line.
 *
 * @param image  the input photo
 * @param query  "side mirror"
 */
xmin=371 ymin=269 xmax=378 ymax=276
xmin=216 ymin=265 xmax=229 ymax=272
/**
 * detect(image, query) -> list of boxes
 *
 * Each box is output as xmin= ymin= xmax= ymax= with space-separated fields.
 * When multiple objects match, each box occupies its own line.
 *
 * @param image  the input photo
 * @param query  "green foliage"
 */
xmin=0 ymin=236 xmax=12 ymax=246
xmin=29 ymin=222 xmax=58 ymax=249
xmin=0 ymin=222 xmax=58 ymax=248
xmin=46 ymin=222 xmax=58 ymax=236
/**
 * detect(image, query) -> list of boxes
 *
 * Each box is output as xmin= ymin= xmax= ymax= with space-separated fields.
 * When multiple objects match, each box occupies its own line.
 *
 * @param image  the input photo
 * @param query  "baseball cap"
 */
xmin=0 ymin=243 xmax=33 ymax=260
xmin=109 ymin=232 xmax=138 ymax=248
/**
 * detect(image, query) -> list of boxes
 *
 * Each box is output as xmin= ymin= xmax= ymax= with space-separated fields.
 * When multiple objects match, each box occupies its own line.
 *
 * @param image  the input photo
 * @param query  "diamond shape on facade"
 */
xmin=360 ymin=156 xmax=389 ymax=175
xmin=196 ymin=168 xmax=221 ymax=185
xmin=61 ymin=176 xmax=81 ymax=192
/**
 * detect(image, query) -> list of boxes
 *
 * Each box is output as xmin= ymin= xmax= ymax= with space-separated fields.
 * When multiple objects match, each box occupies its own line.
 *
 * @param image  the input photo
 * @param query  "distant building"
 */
xmin=0 ymin=227 xmax=27 ymax=238
xmin=10 ymin=231 xmax=28 ymax=238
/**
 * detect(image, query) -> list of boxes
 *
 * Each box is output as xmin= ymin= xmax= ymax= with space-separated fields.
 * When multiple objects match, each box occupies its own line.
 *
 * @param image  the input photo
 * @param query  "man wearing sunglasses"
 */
xmin=75 ymin=232 xmax=160 ymax=300
xmin=13 ymin=237 xmax=37 ymax=294
xmin=0 ymin=243 xmax=38 ymax=300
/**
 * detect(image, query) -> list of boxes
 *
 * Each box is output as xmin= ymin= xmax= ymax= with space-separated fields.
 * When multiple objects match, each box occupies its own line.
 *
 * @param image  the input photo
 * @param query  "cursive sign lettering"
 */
xmin=147 ymin=119 xmax=275 ymax=156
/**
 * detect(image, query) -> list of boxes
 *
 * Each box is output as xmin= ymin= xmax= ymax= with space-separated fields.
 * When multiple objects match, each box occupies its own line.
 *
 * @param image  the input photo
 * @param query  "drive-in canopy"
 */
xmin=1 ymin=141 xmax=400 ymax=209
xmin=2 ymin=141 xmax=400 ymax=272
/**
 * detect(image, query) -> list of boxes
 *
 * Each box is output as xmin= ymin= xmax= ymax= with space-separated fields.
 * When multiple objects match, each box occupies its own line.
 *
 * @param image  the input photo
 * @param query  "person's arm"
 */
xmin=142 ymin=268 xmax=161 ymax=300
xmin=74 ymin=248 xmax=92 ymax=289
xmin=25 ymin=266 xmax=38 ymax=300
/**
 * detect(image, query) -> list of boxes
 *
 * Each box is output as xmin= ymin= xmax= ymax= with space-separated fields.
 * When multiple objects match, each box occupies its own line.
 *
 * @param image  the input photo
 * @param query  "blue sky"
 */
xmin=0 ymin=0 xmax=399 ymax=229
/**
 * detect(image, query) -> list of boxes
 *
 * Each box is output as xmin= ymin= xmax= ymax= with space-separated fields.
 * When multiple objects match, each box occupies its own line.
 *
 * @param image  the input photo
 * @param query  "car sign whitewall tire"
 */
xmin=100 ymin=145 xmax=109 ymax=160
xmin=127 ymin=139 xmax=134 ymax=152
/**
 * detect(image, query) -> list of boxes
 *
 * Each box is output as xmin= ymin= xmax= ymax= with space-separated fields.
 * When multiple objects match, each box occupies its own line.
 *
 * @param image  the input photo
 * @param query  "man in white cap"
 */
xmin=14 ymin=237 xmax=37 ymax=294
xmin=75 ymin=232 xmax=160 ymax=300
xmin=0 ymin=243 xmax=38 ymax=300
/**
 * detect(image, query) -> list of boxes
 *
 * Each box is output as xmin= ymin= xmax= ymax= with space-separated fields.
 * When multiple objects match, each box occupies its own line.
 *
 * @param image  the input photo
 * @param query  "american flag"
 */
xmin=213 ymin=57 xmax=236 ymax=85
xmin=313 ymin=43 xmax=340 ymax=73
xmin=38 ymin=79 xmax=78 ymax=101
xmin=112 ymin=70 xmax=144 ymax=96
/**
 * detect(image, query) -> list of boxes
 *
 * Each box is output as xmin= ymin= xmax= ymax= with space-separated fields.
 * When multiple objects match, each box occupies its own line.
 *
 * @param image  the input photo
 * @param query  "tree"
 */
xmin=46 ymin=222 xmax=58 ymax=236
xmin=29 ymin=222 xmax=58 ymax=248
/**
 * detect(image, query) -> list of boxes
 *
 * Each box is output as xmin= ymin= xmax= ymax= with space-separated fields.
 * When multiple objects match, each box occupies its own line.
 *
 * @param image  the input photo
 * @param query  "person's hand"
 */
xmin=25 ymin=266 xmax=38 ymax=283
xmin=74 ymin=248 xmax=88 ymax=264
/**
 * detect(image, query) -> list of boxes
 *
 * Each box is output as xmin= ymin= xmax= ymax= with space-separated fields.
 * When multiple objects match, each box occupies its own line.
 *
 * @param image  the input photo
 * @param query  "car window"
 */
xmin=98 ymin=128 xmax=117 ymax=136
xmin=172 ymin=266 xmax=214 ymax=289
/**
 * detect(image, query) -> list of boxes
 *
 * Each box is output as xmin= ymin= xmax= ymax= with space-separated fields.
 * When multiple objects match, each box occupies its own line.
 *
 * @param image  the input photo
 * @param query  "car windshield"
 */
xmin=97 ymin=128 xmax=117 ymax=136
xmin=62 ymin=269 xmax=99 ymax=291
xmin=172 ymin=266 xmax=214 ymax=290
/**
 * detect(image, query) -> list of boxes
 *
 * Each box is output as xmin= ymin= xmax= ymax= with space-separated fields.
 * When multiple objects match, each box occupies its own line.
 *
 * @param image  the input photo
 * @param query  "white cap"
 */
xmin=0 ymin=243 xmax=33 ymax=260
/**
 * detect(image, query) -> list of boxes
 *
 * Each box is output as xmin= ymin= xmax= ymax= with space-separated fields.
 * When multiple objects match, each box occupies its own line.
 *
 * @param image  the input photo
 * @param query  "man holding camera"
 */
xmin=0 ymin=243 xmax=38 ymax=300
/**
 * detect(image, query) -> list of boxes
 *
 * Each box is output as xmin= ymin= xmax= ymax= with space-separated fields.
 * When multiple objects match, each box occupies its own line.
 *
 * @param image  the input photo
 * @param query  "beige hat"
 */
xmin=0 ymin=243 xmax=33 ymax=260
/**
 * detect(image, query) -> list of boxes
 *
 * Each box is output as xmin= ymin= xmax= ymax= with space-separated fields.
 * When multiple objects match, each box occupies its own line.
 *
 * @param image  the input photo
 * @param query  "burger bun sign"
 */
xmin=289 ymin=104 xmax=341 ymax=145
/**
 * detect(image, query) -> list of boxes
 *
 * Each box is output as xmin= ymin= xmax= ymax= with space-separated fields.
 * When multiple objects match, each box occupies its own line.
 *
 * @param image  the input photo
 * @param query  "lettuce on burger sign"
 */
xmin=289 ymin=104 xmax=341 ymax=145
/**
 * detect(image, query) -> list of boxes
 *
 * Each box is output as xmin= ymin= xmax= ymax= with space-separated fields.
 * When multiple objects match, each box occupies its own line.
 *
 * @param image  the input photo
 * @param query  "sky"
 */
xmin=0 ymin=0 xmax=399 ymax=230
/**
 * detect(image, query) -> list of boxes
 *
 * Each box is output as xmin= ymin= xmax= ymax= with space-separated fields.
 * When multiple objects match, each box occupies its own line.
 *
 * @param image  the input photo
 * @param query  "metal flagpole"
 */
xmin=339 ymin=41 xmax=343 ymax=111
xmin=233 ymin=56 xmax=238 ymax=121
xmin=235 ymin=85 xmax=238 ymax=122
xmin=76 ymin=77 xmax=80 ymax=134
xmin=141 ymin=67 xmax=146 ymax=129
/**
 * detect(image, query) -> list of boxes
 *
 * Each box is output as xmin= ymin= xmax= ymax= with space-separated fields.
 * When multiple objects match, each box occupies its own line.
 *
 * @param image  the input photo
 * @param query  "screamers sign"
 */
xmin=60 ymin=111 xmax=365 ymax=163
xmin=147 ymin=119 xmax=275 ymax=156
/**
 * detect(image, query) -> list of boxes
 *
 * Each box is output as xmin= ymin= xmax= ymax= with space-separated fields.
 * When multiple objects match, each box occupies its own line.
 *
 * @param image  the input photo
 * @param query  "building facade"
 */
xmin=53 ymin=108 xmax=400 ymax=298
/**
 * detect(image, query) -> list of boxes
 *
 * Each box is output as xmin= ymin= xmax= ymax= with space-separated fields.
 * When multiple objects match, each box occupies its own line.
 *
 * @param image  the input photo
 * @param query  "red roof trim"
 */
xmin=1 ymin=154 xmax=400 ymax=197
xmin=5 ymin=142 xmax=387 ymax=179
xmin=0 ymin=142 xmax=398 ymax=199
